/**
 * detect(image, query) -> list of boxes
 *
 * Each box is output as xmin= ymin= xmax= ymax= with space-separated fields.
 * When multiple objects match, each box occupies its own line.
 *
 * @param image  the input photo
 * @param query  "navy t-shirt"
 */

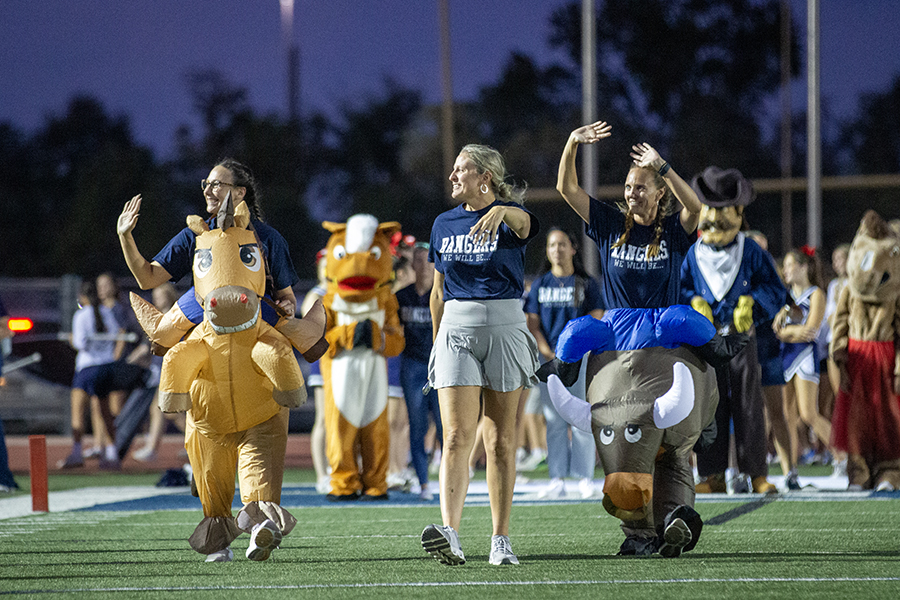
xmin=396 ymin=284 xmax=433 ymax=363
xmin=429 ymin=200 xmax=539 ymax=301
xmin=586 ymin=197 xmax=693 ymax=309
xmin=524 ymin=272 xmax=604 ymax=347
xmin=153 ymin=218 xmax=299 ymax=291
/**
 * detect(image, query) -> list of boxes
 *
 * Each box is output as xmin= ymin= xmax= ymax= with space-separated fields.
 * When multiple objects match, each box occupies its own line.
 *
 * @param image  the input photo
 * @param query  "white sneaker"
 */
xmin=246 ymin=519 xmax=283 ymax=561
xmin=205 ymin=547 xmax=233 ymax=562
xmin=831 ymin=459 xmax=848 ymax=478
xmin=419 ymin=484 xmax=434 ymax=501
xmin=578 ymin=478 xmax=596 ymax=499
xmin=429 ymin=450 xmax=442 ymax=475
xmin=538 ymin=478 xmax=566 ymax=499
xmin=315 ymin=476 xmax=331 ymax=494
xmin=421 ymin=524 xmax=465 ymax=565
xmin=489 ymin=535 xmax=519 ymax=565
xmin=131 ymin=446 xmax=157 ymax=462
xmin=517 ymin=449 xmax=547 ymax=471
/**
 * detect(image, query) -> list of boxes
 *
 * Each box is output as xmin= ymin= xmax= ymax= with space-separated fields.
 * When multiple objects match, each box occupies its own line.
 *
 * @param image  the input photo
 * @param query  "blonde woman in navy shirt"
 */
xmin=557 ymin=121 xmax=701 ymax=309
xmin=421 ymin=144 xmax=539 ymax=567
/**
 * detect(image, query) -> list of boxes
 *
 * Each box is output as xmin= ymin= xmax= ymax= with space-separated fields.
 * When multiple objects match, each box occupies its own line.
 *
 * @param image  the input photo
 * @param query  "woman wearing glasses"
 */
xmin=117 ymin=158 xmax=299 ymax=317
xmin=116 ymin=158 xmax=301 ymax=563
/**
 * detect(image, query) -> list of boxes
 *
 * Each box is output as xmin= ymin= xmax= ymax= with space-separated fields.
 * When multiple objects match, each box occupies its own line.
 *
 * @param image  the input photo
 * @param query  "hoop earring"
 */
xmin=480 ymin=183 xmax=489 ymax=194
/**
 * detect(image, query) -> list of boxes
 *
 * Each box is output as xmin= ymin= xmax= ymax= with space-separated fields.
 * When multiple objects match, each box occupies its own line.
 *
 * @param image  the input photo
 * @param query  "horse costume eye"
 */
xmin=599 ymin=426 xmax=615 ymax=446
xmin=624 ymin=424 xmax=642 ymax=444
xmin=333 ymin=245 xmax=346 ymax=260
xmin=194 ymin=248 xmax=212 ymax=277
xmin=240 ymin=245 xmax=262 ymax=272
xmin=370 ymin=246 xmax=382 ymax=260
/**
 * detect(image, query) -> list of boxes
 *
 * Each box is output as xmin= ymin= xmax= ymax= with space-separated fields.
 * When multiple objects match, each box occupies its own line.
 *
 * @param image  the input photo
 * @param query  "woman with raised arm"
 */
xmin=117 ymin=158 xmax=298 ymax=318
xmin=420 ymin=144 xmax=539 ymax=567
xmin=557 ymin=121 xmax=701 ymax=309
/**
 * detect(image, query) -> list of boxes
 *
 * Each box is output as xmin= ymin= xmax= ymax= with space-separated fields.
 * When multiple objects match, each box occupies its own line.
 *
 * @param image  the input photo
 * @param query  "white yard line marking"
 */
xmin=11 ymin=577 xmax=900 ymax=595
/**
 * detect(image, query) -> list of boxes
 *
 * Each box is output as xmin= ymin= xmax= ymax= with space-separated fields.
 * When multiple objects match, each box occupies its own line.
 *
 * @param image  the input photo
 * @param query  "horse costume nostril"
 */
xmin=240 ymin=294 xmax=248 ymax=303
xmin=210 ymin=298 xmax=217 ymax=307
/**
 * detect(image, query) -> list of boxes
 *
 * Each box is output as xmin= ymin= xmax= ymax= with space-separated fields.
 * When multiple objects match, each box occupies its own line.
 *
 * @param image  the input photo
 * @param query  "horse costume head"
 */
xmin=846 ymin=210 xmax=900 ymax=304
xmin=187 ymin=193 xmax=265 ymax=334
xmin=322 ymin=214 xmax=401 ymax=303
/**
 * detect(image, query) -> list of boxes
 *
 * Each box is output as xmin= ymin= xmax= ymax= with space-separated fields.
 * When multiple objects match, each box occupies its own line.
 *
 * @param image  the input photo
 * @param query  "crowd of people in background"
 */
xmin=0 ymin=126 xmax=886 ymax=567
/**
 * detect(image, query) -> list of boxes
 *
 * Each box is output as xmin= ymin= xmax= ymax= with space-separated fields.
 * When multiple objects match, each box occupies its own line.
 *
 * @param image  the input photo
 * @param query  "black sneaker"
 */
xmin=658 ymin=518 xmax=692 ymax=558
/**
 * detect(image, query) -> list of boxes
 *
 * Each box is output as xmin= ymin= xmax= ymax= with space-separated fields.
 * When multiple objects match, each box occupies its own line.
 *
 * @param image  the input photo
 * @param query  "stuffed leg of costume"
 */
xmin=186 ymin=408 xmax=297 ymax=554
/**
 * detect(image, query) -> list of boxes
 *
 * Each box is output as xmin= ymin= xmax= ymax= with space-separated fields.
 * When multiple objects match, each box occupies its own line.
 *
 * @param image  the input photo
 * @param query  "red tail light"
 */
xmin=8 ymin=318 xmax=33 ymax=333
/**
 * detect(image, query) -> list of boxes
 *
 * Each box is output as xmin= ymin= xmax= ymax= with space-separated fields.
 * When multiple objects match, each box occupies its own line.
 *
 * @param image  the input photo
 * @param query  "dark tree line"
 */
xmin=1 ymin=0 xmax=897 ymax=281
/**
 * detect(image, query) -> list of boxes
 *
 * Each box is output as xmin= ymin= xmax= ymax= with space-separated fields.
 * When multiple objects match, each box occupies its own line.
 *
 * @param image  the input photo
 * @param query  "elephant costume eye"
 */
xmin=599 ymin=426 xmax=615 ymax=446
xmin=624 ymin=424 xmax=642 ymax=444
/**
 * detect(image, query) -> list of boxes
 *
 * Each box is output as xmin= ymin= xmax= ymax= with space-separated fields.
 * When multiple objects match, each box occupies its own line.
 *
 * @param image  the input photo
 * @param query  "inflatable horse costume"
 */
xmin=130 ymin=194 xmax=326 ymax=561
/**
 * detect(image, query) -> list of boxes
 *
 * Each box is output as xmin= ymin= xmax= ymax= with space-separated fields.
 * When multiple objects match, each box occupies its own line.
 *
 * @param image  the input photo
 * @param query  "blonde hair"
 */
xmin=611 ymin=165 xmax=675 ymax=260
xmin=460 ymin=144 xmax=527 ymax=205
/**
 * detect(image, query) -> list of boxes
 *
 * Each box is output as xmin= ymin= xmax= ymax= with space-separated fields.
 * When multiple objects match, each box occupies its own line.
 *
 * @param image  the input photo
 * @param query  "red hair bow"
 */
xmin=390 ymin=231 xmax=416 ymax=256
xmin=800 ymin=245 xmax=816 ymax=258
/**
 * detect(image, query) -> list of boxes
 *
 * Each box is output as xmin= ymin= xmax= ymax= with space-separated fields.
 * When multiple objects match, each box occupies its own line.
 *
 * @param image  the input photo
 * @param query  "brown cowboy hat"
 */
xmin=690 ymin=166 xmax=754 ymax=207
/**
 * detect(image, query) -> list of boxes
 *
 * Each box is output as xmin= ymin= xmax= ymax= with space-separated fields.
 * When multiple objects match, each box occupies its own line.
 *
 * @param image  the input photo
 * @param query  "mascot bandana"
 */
xmin=320 ymin=214 xmax=405 ymax=499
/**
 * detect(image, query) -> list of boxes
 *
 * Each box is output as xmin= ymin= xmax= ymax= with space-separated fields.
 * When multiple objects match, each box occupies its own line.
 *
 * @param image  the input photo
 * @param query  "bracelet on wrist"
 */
xmin=658 ymin=161 xmax=671 ymax=176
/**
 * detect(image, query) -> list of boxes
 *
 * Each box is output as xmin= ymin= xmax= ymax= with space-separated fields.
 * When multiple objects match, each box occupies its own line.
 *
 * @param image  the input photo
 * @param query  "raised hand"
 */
xmin=630 ymin=143 xmax=665 ymax=171
xmin=571 ymin=121 xmax=612 ymax=145
xmin=117 ymin=195 xmax=142 ymax=237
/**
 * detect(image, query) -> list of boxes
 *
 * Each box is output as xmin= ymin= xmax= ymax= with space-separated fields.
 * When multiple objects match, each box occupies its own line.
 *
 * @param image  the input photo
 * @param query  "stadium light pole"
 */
xmin=280 ymin=0 xmax=300 ymax=122
xmin=581 ymin=0 xmax=599 ymax=277
xmin=438 ymin=0 xmax=455 ymax=201
xmin=806 ymin=0 xmax=821 ymax=249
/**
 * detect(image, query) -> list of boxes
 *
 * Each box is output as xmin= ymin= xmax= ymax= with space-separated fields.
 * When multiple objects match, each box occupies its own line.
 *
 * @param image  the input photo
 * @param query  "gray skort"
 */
xmin=428 ymin=299 xmax=538 ymax=393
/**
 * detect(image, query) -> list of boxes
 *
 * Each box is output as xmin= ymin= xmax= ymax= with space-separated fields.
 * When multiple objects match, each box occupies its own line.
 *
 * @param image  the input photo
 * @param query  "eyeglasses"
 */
xmin=201 ymin=179 xmax=241 ymax=192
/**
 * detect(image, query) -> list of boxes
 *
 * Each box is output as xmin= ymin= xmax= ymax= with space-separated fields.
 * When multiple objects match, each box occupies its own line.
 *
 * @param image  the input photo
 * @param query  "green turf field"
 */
xmin=1 ymin=471 xmax=899 ymax=599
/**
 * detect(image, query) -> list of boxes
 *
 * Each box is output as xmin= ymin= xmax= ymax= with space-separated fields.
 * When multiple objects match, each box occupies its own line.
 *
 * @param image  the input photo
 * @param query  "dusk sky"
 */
xmin=2 ymin=0 xmax=899 ymax=159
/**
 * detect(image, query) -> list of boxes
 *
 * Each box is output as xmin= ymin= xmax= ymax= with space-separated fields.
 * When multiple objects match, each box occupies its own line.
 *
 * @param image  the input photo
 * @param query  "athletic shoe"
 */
xmin=831 ymin=459 xmax=848 ymax=478
xmin=616 ymin=535 xmax=656 ymax=557
xmin=57 ymin=452 xmax=83 ymax=469
xmin=578 ymin=478 xmax=596 ymax=499
xmin=419 ymin=485 xmax=434 ymax=501
xmin=131 ymin=446 xmax=158 ymax=463
xmin=82 ymin=446 xmax=102 ymax=460
xmin=387 ymin=471 xmax=412 ymax=492
xmin=658 ymin=518 xmax=692 ymax=558
xmin=246 ymin=519 xmax=282 ymax=561
xmin=315 ymin=476 xmax=331 ymax=494
xmin=785 ymin=471 xmax=801 ymax=491
xmin=489 ymin=535 xmax=519 ymax=565
xmin=0 ymin=484 xmax=19 ymax=493
xmin=421 ymin=524 xmax=465 ymax=565
xmin=730 ymin=473 xmax=751 ymax=494
xmin=538 ymin=478 xmax=566 ymax=499
xmin=205 ymin=547 xmax=233 ymax=562
xmin=517 ymin=449 xmax=547 ymax=472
